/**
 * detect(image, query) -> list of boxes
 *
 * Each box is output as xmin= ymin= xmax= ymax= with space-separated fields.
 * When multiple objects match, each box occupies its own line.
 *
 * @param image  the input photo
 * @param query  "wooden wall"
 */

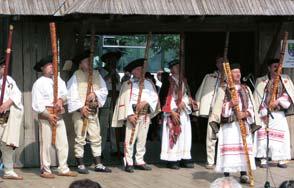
xmin=6 ymin=16 xmax=294 ymax=167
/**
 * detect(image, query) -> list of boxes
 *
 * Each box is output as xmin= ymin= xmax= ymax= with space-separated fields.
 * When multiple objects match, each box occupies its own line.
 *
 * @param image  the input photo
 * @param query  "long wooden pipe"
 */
xmin=222 ymin=32 xmax=254 ymax=187
xmin=49 ymin=22 xmax=58 ymax=145
xmin=0 ymin=25 xmax=13 ymax=106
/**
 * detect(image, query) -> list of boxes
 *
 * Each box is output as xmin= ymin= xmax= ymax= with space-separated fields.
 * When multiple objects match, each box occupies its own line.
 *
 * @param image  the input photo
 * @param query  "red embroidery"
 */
xmin=257 ymin=129 xmax=285 ymax=142
xmin=220 ymin=144 xmax=253 ymax=155
xmin=162 ymin=78 xmax=174 ymax=113
xmin=129 ymin=81 xmax=133 ymax=101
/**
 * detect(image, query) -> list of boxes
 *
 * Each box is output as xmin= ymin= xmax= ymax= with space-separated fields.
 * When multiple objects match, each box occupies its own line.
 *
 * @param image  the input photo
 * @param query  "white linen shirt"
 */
xmin=127 ymin=78 xmax=158 ymax=116
xmin=32 ymin=76 xmax=67 ymax=113
xmin=0 ymin=76 xmax=23 ymax=109
xmin=67 ymin=73 xmax=108 ymax=113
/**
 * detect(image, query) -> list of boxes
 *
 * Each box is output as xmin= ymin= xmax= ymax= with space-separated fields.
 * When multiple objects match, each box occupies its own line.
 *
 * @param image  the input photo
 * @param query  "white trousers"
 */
xmin=206 ymin=120 xmax=217 ymax=165
xmin=124 ymin=115 xmax=150 ymax=166
xmin=39 ymin=119 xmax=70 ymax=174
xmin=72 ymin=112 xmax=101 ymax=158
xmin=0 ymin=142 xmax=15 ymax=175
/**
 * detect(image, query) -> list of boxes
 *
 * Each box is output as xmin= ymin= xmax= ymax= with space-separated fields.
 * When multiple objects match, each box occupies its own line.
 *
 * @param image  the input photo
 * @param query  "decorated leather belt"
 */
xmin=38 ymin=106 xmax=62 ymax=120
xmin=132 ymin=104 xmax=151 ymax=115
xmin=221 ymin=115 xmax=237 ymax=124
xmin=86 ymin=98 xmax=99 ymax=115
xmin=0 ymin=110 xmax=10 ymax=124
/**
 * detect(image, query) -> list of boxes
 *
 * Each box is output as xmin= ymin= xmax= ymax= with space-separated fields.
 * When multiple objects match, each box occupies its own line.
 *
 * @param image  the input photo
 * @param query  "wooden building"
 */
xmin=0 ymin=0 xmax=293 ymax=167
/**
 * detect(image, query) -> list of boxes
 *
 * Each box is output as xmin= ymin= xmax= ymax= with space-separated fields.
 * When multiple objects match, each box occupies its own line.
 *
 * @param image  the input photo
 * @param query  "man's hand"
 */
xmin=136 ymin=101 xmax=148 ymax=112
xmin=48 ymin=113 xmax=58 ymax=126
xmin=0 ymin=99 xmax=13 ymax=113
xmin=236 ymin=111 xmax=248 ymax=121
xmin=191 ymin=99 xmax=198 ymax=111
xmin=269 ymin=99 xmax=279 ymax=110
xmin=230 ymin=98 xmax=239 ymax=108
xmin=54 ymin=99 xmax=64 ymax=113
xmin=170 ymin=111 xmax=180 ymax=125
xmin=127 ymin=115 xmax=137 ymax=126
xmin=177 ymin=101 xmax=186 ymax=112
xmin=86 ymin=92 xmax=97 ymax=102
xmin=261 ymin=116 xmax=269 ymax=125
xmin=81 ymin=106 xmax=90 ymax=117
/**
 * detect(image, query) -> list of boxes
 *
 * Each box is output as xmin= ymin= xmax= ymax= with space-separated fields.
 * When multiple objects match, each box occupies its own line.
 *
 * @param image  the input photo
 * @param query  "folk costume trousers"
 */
xmin=38 ymin=119 xmax=70 ymax=174
xmin=72 ymin=112 xmax=102 ymax=158
xmin=124 ymin=115 xmax=150 ymax=166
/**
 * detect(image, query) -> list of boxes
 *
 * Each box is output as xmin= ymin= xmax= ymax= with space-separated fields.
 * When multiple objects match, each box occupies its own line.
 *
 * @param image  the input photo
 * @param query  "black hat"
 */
xmin=267 ymin=58 xmax=279 ymax=66
xmin=145 ymin=72 xmax=152 ymax=78
xmin=34 ymin=55 xmax=52 ymax=72
xmin=230 ymin=63 xmax=240 ymax=70
xmin=124 ymin=58 xmax=145 ymax=72
xmin=0 ymin=55 xmax=5 ymax=66
xmin=168 ymin=59 xmax=179 ymax=68
xmin=101 ymin=50 xmax=122 ymax=63
xmin=73 ymin=50 xmax=90 ymax=64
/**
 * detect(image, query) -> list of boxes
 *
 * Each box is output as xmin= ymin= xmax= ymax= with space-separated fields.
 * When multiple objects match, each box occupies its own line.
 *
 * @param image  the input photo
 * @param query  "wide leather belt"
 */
xmin=132 ymin=104 xmax=150 ymax=115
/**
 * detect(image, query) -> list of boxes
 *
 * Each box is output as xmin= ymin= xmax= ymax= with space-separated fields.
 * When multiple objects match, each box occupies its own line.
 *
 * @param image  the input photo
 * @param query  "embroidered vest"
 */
xmin=75 ymin=69 xmax=101 ymax=103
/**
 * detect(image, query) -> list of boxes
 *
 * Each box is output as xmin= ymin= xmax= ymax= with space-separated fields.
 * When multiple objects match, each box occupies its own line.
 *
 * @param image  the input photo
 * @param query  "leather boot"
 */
xmin=93 ymin=156 xmax=112 ymax=173
xmin=76 ymin=157 xmax=89 ymax=174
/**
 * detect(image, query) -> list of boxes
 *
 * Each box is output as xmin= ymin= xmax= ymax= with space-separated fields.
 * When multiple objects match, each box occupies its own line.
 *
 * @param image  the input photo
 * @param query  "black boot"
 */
xmin=125 ymin=164 xmax=134 ymax=173
xmin=76 ymin=157 xmax=89 ymax=174
xmin=180 ymin=159 xmax=194 ymax=168
xmin=93 ymin=156 xmax=112 ymax=173
xmin=240 ymin=171 xmax=249 ymax=184
xmin=167 ymin=161 xmax=180 ymax=170
xmin=134 ymin=164 xmax=152 ymax=171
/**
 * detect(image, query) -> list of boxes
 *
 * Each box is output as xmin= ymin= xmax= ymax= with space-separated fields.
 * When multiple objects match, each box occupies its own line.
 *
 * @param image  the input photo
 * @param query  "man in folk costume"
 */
xmin=159 ymin=60 xmax=194 ymax=169
xmin=67 ymin=50 xmax=111 ymax=174
xmin=209 ymin=64 xmax=259 ymax=184
xmin=99 ymin=50 xmax=122 ymax=156
xmin=194 ymin=55 xmax=224 ymax=169
xmin=0 ymin=57 xmax=23 ymax=180
xmin=112 ymin=58 xmax=159 ymax=173
xmin=32 ymin=56 xmax=77 ymax=178
xmin=254 ymin=58 xmax=294 ymax=168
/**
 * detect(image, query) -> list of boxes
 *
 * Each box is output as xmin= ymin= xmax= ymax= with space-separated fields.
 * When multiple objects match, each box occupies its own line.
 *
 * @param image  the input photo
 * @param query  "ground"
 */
xmin=1 ymin=161 xmax=293 ymax=188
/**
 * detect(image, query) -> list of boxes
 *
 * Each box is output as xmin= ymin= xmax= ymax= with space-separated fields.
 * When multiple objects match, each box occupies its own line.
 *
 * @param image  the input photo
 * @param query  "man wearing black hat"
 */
xmin=112 ymin=58 xmax=159 ymax=173
xmin=159 ymin=59 xmax=194 ymax=169
xmin=0 ymin=57 xmax=24 ymax=180
xmin=99 ymin=51 xmax=121 ymax=156
xmin=32 ymin=56 xmax=77 ymax=178
xmin=67 ymin=50 xmax=111 ymax=174
xmin=254 ymin=58 xmax=294 ymax=168
xmin=209 ymin=64 xmax=259 ymax=184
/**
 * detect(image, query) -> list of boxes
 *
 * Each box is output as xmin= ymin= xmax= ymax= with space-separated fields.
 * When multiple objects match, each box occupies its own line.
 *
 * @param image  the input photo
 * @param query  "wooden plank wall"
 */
xmin=11 ymin=20 xmax=53 ymax=167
